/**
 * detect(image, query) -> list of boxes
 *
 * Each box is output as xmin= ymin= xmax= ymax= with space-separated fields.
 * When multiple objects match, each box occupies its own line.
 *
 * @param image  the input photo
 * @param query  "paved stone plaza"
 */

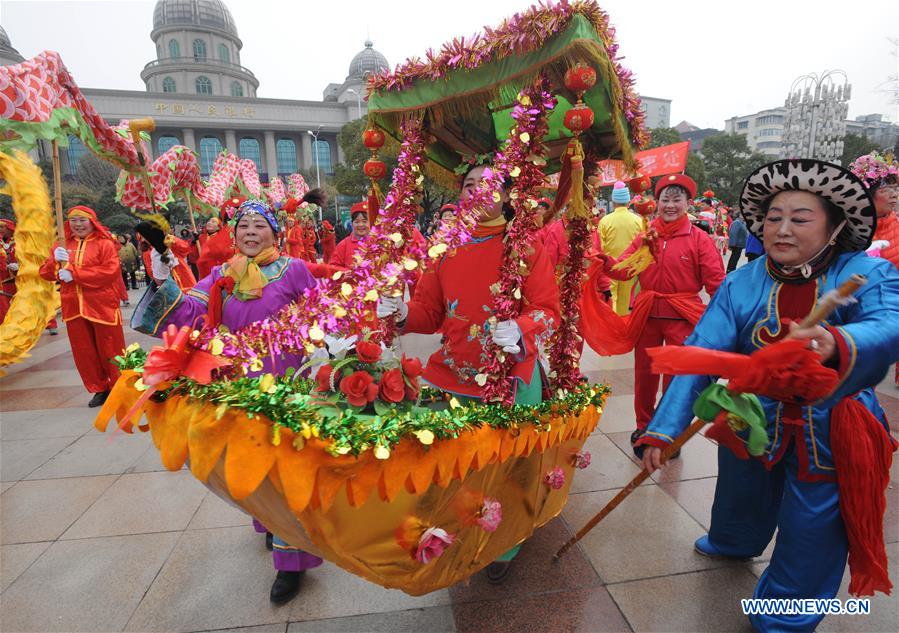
xmin=1 ymin=289 xmax=897 ymax=633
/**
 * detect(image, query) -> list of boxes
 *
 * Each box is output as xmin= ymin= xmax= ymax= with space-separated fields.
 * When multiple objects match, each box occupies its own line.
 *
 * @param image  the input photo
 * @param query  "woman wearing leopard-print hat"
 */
xmin=637 ymin=159 xmax=899 ymax=633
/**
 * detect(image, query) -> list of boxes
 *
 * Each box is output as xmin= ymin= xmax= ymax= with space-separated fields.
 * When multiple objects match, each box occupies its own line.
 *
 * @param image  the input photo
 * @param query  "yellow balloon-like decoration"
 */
xmin=0 ymin=151 xmax=60 ymax=371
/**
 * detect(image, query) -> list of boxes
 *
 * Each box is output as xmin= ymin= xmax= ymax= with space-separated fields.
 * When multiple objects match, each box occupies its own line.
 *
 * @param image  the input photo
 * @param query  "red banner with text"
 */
xmin=595 ymin=141 xmax=690 ymax=186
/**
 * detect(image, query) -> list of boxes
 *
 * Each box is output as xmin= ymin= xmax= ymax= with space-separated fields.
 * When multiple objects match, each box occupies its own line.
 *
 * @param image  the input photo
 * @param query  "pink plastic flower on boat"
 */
xmin=415 ymin=527 xmax=455 ymax=564
xmin=476 ymin=498 xmax=503 ymax=532
xmin=544 ymin=466 xmax=566 ymax=490
xmin=573 ymin=450 xmax=592 ymax=470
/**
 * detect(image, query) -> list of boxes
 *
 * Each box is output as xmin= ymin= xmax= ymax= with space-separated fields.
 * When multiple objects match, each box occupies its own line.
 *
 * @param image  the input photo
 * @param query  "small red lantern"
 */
xmin=363 ymin=158 xmax=387 ymax=180
xmin=703 ymin=189 xmax=715 ymax=199
xmin=632 ymin=195 xmax=657 ymax=217
xmin=563 ymin=103 xmax=594 ymax=134
xmin=563 ymin=63 xmax=597 ymax=95
xmin=362 ymin=128 xmax=386 ymax=151
xmin=628 ymin=174 xmax=652 ymax=195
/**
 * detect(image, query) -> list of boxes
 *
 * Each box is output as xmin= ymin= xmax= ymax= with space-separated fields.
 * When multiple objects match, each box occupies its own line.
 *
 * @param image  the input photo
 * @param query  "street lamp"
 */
xmin=345 ymin=88 xmax=364 ymax=120
xmin=306 ymin=126 xmax=322 ymax=221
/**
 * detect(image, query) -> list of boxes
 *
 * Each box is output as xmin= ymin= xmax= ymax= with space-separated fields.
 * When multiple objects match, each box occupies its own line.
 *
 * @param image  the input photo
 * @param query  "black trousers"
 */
xmin=726 ymin=247 xmax=743 ymax=273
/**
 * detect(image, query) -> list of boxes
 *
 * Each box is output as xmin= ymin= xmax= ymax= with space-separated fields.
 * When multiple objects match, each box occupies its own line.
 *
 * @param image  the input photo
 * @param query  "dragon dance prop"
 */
xmin=0 ymin=152 xmax=61 ymax=371
xmin=0 ymin=51 xmax=142 ymax=170
xmin=93 ymin=0 xmax=646 ymax=594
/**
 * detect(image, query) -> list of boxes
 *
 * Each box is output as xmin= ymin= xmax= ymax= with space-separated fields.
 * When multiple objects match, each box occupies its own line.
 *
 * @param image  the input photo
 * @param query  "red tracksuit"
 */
xmin=610 ymin=217 xmax=725 ymax=428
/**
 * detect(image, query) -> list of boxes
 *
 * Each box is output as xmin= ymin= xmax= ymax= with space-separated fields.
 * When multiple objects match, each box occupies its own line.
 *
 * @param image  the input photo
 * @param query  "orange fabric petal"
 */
xmin=224 ymin=416 xmax=277 ymax=500
xmin=314 ymin=458 xmax=354 ymax=512
xmin=408 ymin=444 xmax=439 ymax=493
xmin=380 ymin=442 xmax=414 ymax=502
xmin=275 ymin=434 xmax=319 ymax=514
xmin=452 ymin=433 xmax=479 ymax=480
xmin=345 ymin=452 xmax=381 ymax=507
xmin=151 ymin=398 xmax=192 ymax=471
xmin=188 ymin=409 xmax=238 ymax=482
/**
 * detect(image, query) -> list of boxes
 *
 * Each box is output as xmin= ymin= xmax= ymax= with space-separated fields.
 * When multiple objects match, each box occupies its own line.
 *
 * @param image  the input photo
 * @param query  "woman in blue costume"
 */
xmin=636 ymin=159 xmax=899 ymax=632
xmin=132 ymin=200 xmax=321 ymax=605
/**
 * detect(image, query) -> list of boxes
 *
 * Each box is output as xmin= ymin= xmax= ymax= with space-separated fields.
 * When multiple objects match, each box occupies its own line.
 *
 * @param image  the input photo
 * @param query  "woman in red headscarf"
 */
xmin=39 ymin=206 xmax=127 ymax=407
xmin=196 ymin=215 xmax=236 ymax=279
xmin=320 ymin=220 xmax=336 ymax=263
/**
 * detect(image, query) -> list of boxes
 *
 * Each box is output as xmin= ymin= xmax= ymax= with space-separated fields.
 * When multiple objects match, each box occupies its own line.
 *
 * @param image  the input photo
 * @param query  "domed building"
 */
xmin=141 ymin=0 xmax=258 ymax=98
xmin=323 ymin=40 xmax=390 ymax=109
xmin=0 ymin=25 xmax=25 ymax=66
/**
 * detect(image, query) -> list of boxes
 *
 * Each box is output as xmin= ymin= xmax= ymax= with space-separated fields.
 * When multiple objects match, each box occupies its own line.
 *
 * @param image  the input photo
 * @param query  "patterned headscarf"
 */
xmin=234 ymin=200 xmax=280 ymax=234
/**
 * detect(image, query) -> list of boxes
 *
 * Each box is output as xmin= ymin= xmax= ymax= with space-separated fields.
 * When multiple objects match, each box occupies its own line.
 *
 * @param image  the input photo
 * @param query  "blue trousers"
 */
xmin=708 ymin=444 xmax=847 ymax=633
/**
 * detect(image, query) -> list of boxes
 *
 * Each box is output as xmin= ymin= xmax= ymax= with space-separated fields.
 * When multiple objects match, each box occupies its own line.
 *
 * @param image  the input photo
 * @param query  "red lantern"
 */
xmin=633 ymin=195 xmax=657 ymax=217
xmin=362 ymin=128 xmax=386 ymax=151
xmin=628 ymin=174 xmax=652 ymax=195
xmin=563 ymin=63 xmax=597 ymax=94
xmin=363 ymin=158 xmax=387 ymax=180
xmin=563 ymin=104 xmax=594 ymax=134
xmin=703 ymin=189 xmax=715 ymax=199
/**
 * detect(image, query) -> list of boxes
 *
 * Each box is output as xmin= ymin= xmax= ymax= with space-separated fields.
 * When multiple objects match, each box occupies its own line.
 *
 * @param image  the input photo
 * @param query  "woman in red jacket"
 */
xmin=329 ymin=203 xmax=370 ymax=269
xmin=598 ymin=174 xmax=725 ymax=451
xmin=196 ymin=216 xmax=235 ymax=278
xmin=39 ymin=206 xmax=127 ymax=407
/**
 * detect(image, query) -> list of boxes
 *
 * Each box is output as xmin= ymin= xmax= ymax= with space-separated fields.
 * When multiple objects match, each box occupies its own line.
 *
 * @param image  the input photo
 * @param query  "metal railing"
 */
xmin=142 ymin=57 xmax=256 ymax=78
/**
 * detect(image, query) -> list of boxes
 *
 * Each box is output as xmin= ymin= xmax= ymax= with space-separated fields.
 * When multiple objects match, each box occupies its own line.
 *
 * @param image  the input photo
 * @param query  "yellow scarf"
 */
xmin=225 ymin=246 xmax=281 ymax=300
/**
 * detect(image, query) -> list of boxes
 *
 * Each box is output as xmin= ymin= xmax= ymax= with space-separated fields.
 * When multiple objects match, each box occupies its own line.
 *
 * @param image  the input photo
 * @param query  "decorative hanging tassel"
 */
xmin=830 ymin=398 xmax=896 ymax=597
xmin=367 ymin=181 xmax=384 ymax=227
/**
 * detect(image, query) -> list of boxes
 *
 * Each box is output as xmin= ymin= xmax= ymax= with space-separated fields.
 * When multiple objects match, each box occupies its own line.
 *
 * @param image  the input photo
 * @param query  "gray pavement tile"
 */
xmin=562 ymin=485 xmax=728 ymax=584
xmin=658 ymin=476 xmax=718 ymax=531
xmin=193 ymin=625 xmax=287 ymax=633
xmin=608 ymin=567 xmax=759 ymax=632
xmin=451 ymin=586 xmax=630 ymax=633
xmin=595 ymin=394 xmax=638 ymax=434
xmin=288 ymin=562 xmax=451 ymax=623
xmin=25 ymin=432 xmax=149 ymax=479
xmin=0 ymin=532 xmax=180 ymax=633
xmin=568 ymin=432 xmax=644 ymax=494
xmin=1 ymin=541 xmax=51 ymax=592
xmin=62 ymin=470 xmax=208 ymax=540
xmin=0 ymin=406 xmax=96 ymax=441
xmin=1 ymin=475 xmax=118 ymax=544
xmin=288 ymin=606 xmax=455 ymax=633
xmin=0 ymin=481 xmax=14 ymax=493
xmin=124 ymin=526 xmax=291 ymax=632
xmin=188 ymin=492 xmax=254 ymax=531
xmin=1 ymin=436 xmax=76 ymax=481
xmin=129 ymin=440 xmax=184 ymax=473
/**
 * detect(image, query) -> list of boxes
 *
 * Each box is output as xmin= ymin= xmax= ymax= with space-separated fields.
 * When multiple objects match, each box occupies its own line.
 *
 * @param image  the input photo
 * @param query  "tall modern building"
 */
xmin=3 ymin=0 xmax=672 ymax=185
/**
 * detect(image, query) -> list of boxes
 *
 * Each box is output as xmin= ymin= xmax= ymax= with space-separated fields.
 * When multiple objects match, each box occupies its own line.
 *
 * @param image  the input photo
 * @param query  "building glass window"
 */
xmin=239 ymin=137 xmax=262 ymax=173
xmin=759 ymin=128 xmax=780 ymax=137
xmin=737 ymin=121 xmax=749 ymax=130
xmin=199 ymin=136 xmax=223 ymax=176
xmin=168 ymin=38 xmax=180 ymax=58
xmin=313 ymin=140 xmax=331 ymax=173
xmin=757 ymin=115 xmax=784 ymax=126
xmin=157 ymin=135 xmax=180 ymax=155
xmin=162 ymin=76 xmax=177 ymax=93
xmin=218 ymin=44 xmax=230 ymax=64
xmin=66 ymin=135 xmax=87 ymax=175
xmin=276 ymin=139 xmax=297 ymax=174
xmin=195 ymin=76 xmax=212 ymax=94
xmin=192 ymin=38 xmax=207 ymax=61
xmin=230 ymin=81 xmax=244 ymax=97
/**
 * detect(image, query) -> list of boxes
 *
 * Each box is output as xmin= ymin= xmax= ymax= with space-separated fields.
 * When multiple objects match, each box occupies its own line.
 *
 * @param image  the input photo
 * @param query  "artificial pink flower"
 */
xmin=544 ymin=466 xmax=566 ymax=490
xmin=476 ymin=498 xmax=503 ymax=532
xmin=414 ymin=527 xmax=455 ymax=564
xmin=572 ymin=450 xmax=592 ymax=470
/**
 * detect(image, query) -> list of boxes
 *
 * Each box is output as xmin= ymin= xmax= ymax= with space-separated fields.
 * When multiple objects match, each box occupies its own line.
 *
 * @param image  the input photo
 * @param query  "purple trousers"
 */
xmin=252 ymin=519 xmax=323 ymax=572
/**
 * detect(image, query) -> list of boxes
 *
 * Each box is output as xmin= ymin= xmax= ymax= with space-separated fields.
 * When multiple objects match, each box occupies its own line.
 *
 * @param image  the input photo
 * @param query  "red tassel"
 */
xmin=206 ymin=276 xmax=235 ymax=330
xmin=704 ymin=412 xmax=750 ymax=460
xmin=830 ymin=398 xmax=895 ymax=596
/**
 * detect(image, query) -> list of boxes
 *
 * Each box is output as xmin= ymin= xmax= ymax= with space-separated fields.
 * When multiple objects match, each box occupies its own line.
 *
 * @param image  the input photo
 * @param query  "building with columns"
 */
xmin=3 ymin=0 xmax=672 ymax=186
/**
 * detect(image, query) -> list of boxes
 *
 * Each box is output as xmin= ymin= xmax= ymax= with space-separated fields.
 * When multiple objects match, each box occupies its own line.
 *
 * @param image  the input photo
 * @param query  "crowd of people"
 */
xmin=1 ymin=151 xmax=896 ymax=631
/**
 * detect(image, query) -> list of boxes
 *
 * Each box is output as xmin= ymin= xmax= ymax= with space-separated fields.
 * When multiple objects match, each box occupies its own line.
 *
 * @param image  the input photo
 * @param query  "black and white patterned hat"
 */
xmin=739 ymin=159 xmax=876 ymax=252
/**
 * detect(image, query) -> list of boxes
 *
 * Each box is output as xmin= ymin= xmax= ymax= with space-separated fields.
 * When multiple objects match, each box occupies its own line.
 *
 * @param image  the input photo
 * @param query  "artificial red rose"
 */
xmin=340 ymin=370 xmax=379 ymax=407
xmin=355 ymin=340 xmax=382 ymax=364
xmin=378 ymin=368 xmax=406 ymax=403
xmin=314 ymin=364 xmax=338 ymax=392
xmin=401 ymin=355 xmax=423 ymax=379
xmin=404 ymin=380 xmax=421 ymax=401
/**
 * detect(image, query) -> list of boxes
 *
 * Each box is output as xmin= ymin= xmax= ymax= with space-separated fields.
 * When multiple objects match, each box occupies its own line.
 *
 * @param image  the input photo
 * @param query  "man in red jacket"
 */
xmin=40 ymin=206 xmax=127 ymax=407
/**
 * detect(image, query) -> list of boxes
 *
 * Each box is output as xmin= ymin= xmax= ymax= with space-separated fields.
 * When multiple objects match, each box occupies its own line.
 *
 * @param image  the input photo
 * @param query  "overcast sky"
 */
xmin=2 ymin=0 xmax=897 ymax=129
